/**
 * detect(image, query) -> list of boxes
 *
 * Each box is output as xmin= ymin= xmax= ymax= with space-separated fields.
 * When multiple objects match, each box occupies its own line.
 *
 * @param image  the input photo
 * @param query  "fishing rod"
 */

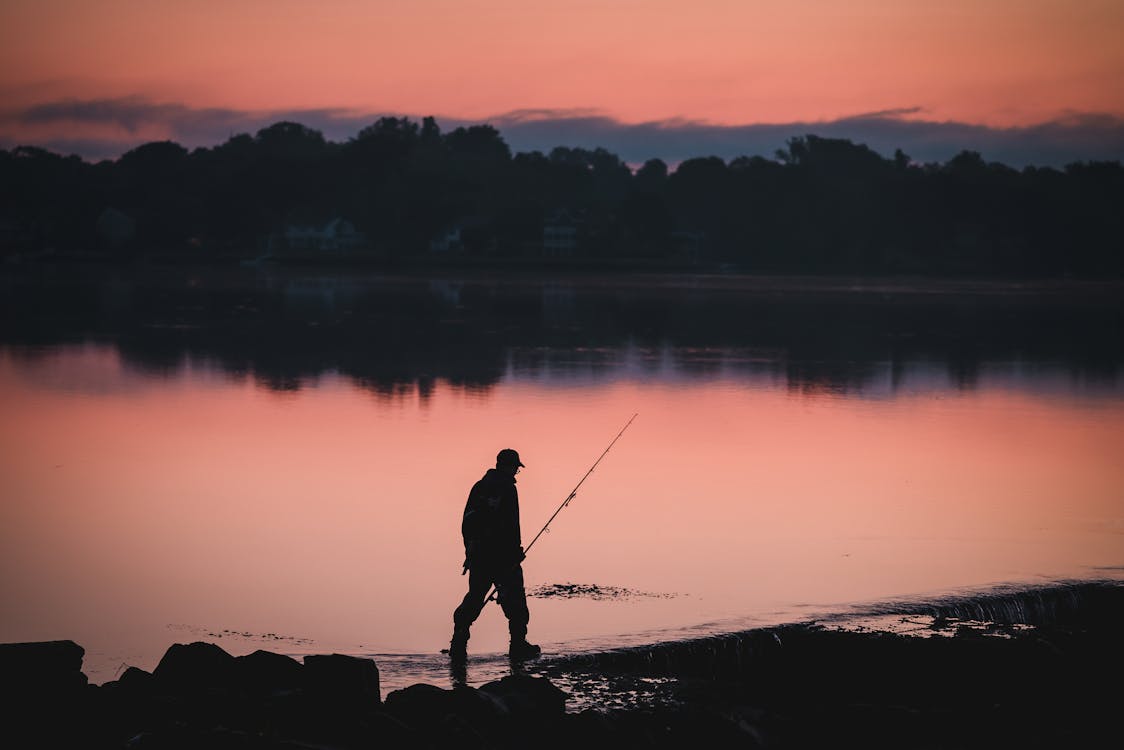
xmin=485 ymin=412 xmax=638 ymax=605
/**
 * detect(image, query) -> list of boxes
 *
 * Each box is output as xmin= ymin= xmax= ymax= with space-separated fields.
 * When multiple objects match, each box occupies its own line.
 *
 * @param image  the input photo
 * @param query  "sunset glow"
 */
xmin=3 ymin=0 xmax=1123 ymax=160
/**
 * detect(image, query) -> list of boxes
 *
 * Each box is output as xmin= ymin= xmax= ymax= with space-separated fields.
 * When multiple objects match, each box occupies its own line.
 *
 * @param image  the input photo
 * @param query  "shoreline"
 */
xmin=54 ymin=576 xmax=1124 ymax=694
xmin=7 ymin=255 xmax=1124 ymax=291
xmin=5 ymin=580 xmax=1122 ymax=748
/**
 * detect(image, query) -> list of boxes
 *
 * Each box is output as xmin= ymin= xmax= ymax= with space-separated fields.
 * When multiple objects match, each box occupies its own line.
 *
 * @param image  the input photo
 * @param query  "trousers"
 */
xmin=453 ymin=561 xmax=529 ymax=640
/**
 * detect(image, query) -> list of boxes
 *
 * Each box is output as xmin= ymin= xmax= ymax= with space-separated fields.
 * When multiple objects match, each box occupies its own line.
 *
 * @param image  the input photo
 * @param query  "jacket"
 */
xmin=461 ymin=468 xmax=522 ymax=568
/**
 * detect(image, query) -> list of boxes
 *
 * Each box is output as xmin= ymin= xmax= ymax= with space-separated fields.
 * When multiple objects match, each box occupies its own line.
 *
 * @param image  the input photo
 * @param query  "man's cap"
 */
xmin=497 ymin=449 xmax=525 ymax=468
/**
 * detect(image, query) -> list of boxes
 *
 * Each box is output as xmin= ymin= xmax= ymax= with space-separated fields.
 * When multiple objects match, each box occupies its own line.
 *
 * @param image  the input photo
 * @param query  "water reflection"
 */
xmin=1 ymin=267 xmax=1119 ymax=398
xmin=1 ymin=267 xmax=1122 ymax=689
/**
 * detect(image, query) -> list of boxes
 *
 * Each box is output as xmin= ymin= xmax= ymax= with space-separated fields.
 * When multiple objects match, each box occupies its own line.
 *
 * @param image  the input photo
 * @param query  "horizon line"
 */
xmin=3 ymin=97 xmax=1124 ymax=169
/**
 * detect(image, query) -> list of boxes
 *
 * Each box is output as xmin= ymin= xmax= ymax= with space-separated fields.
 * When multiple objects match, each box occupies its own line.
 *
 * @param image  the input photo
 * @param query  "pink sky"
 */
xmin=2 ymin=1 xmax=1123 ymax=163
xmin=4 ymin=1 xmax=1123 ymax=122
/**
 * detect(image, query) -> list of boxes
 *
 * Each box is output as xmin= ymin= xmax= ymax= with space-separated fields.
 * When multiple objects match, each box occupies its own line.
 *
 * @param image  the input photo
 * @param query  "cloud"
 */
xmin=490 ymin=108 xmax=1124 ymax=168
xmin=7 ymin=96 xmax=375 ymax=146
xmin=3 ymin=96 xmax=1123 ymax=168
xmin=19 ymin=97 xmax=226 ymax=133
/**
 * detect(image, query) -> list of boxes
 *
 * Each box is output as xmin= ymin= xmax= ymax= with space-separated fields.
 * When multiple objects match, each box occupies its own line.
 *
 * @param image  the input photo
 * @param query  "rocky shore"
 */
xmin=4 ymin=581 xmax=1121 ymax=749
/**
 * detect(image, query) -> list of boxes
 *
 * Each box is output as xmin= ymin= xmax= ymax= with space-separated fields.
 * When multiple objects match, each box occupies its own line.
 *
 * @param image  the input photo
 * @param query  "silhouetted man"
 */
xmin=450 ymin=449 xmax=541 ymax=662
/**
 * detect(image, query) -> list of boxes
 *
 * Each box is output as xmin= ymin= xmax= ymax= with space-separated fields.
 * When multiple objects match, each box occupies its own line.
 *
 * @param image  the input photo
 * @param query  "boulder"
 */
xmin=152 ymin=641 xmax=237 ymax=694
xmin=236 ymin=649 xmax=303 ymax=695
xmin=0 ymin=640 xmax=88 ymax=695
xmin=302 ymin=653 xmax=381 ymax=708
xmin=101 ymin=665 xmax=155 ymax=695
xmin=478 ymin=674 xmax=567 ymax=718
xmin=384 ymin=682 xmax=456 ymax=726
xmin=385 ymin=682 xmax=500 ymax=723
xmin=0 ymin=641 xmax=90 ymax=745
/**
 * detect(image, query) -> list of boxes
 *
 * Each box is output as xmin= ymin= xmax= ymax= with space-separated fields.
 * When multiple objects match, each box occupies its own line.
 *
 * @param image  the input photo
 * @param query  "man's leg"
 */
xmin=450 ymin=566 xmax=493 ymax=659
xmin=496 ymin=564 xmax=538 ymax=659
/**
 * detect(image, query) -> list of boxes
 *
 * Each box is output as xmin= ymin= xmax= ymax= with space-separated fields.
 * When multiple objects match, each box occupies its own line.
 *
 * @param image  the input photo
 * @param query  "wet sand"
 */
xmin=525 ymin=580 xmax=1124 ymax=747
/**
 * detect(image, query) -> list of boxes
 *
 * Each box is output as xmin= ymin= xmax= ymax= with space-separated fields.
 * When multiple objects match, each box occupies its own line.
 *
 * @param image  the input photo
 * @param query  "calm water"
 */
xmin=2 ymin=268 xmax=1122 ymax=690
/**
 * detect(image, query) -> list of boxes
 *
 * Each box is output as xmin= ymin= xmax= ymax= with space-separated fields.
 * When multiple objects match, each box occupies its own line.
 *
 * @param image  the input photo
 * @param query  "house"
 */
xmin=429 ymin=226 xmax=463 ymax=254
xmin=542 ymin=209 xmax=583 ymax=257
xmin=270 ymin=218 xmax=366 ymax=253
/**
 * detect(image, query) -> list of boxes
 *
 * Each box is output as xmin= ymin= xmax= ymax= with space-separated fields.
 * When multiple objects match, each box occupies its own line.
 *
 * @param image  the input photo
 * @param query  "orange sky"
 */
xmin=3 ymin=0 xmax=1123 ymax=129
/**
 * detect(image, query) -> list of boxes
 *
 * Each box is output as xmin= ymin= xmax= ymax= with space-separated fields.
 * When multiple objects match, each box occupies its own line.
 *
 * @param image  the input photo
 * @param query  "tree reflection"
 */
xmin=1 ymin=269 xmax=1119 ymax=397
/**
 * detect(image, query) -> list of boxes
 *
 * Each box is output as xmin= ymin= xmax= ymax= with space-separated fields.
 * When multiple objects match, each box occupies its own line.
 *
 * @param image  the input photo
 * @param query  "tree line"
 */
xmin=1 ymin=116 xmax=1121 ymax=276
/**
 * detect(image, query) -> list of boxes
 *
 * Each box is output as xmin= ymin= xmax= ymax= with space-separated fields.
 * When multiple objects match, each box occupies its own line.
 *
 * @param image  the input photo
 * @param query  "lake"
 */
xmin=1 ymin=266 xmax=1122 ymax=691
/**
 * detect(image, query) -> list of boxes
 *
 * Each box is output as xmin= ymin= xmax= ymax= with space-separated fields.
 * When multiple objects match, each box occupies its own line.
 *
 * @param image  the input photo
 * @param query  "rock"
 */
xmin=90 ymin=669 xmax=160 ymax=748
xmin=236 ymin=649 xmax=303 ymax=695
xmin=384 ymin=682 xmax=516 ymax=747
xmin=119 ymin=665 xmax=154 ymax=688
xmin=479 ymin=674 xmax=567 ymax=718
xmin=0 ymin=640 xmax=88 ymax=694
xmin=101 ymin=665 xmax=155 ymax=696
xmin=0 ymin=641 xmax=90 ymax=746
xmin=302 ymin=653 xmax=381 ymax=708
xmin=152 ymin=641 xmax=237 ymax=693
xmin=385 ymin=682 xmax=501 ymax=726
xmin=384 ymin=682 xmax=455 ymax=725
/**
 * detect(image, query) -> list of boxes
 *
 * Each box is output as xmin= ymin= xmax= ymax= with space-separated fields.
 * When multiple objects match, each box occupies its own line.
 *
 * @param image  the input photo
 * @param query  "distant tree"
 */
xmin=443 ymin=125 xmax=512 ymax=246
xmin=1060 ymin=160 xmax=1124 ymax=274
xmin=352 ymin=117 xmax=421 ymax=168
xmin=1 ymin=147 xmax=97 ymax=253
xmin=118 ymin=141 xmax=188 ymax=172
xmin=634 ymin=159 xmax=668 ymax=191
xmin=668 ymin=157 xmax=730 ymax=254
xmin=189 ymin=133 xmax=266 ymax=249
xmin=255 ymin=121 xmax=328 ymax=158
xmin=2 ymin=121 xmax=1120 ymax=276
xmin=444 ymin=125 xmax=511 ymax=162
xmin=778 ymin=135 xmax=888 ymax=174
xmin=114 ymin=141 xmax=194 ymax=250
xmin=587 ymin=148 xmax=632 ymax=203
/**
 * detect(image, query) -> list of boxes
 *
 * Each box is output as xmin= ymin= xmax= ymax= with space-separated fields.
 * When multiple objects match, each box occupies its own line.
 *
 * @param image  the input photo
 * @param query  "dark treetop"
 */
xmin=2 ymin=117 xmax=1121 ymax=277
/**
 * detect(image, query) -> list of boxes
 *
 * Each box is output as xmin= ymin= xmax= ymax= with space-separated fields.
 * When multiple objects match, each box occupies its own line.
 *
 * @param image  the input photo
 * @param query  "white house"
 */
xmin=543 ymin=209 xmax=582 ymax=257
xmin=271 ymin=218 xmax=366 ymax=253
xmin=429 ymin=226 xmax=463 ymax=254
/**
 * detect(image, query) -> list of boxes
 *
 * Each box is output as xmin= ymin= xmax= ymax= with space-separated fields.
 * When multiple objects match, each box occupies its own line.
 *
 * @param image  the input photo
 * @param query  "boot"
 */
xmin=508 ymin=638 xmax=541 ymax=661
